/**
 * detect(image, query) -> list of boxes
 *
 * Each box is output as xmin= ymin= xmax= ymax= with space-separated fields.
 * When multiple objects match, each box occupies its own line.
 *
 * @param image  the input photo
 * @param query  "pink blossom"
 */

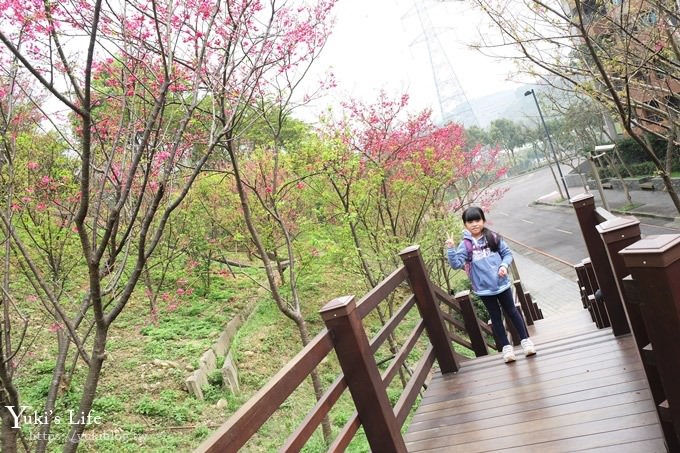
xmin=155 ymin=151 xmax=171 ymax=162
xmin=27 ymin=161 xmax=40 ymax=170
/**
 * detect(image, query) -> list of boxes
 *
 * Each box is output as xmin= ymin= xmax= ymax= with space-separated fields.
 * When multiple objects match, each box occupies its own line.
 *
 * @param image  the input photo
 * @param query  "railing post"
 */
xmin=399 ymin=245 xmax=459 ymax=373
xmin=454 ymin=290 xmax=488 ymax=357
xmin=582 ymin=258 xmax=609 ymax=328
xmin=622 ymin=275 xmax=680 ymax=452
xmin=595 ymin=216 xmax=640 ymax=329
xmin=573 ymin=262 xmax=590 ymax=311
xmin=525 ymin=293 xmax=543 ymax=320
xmin=571 ymin=193 xmax=629 ymax=335
xmin=513 ymin=280 xmax=535 ymax=325
xmin=319 ymin=296 xmax=407 ymax=453
xmin=620 ymin=234 xmax=680 ymax=448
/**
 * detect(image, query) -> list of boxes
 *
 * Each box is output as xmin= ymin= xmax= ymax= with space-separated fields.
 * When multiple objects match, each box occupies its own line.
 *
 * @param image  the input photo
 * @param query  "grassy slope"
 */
xmin=15 ymin=251 xmax=475 ymax=452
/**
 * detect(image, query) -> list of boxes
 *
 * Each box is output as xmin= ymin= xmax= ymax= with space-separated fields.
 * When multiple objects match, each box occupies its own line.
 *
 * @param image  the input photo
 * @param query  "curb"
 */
xmin=532 ymin=200 xmax=678 ymax=223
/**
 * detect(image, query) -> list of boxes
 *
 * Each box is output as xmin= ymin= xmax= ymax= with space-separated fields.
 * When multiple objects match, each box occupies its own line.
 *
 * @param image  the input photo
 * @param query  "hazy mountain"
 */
xmin=452 ymin=85 xmax=551 ymax=129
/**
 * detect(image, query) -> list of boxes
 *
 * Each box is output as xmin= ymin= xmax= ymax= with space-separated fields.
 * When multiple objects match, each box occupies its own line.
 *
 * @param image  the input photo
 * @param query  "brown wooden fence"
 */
xmin=571 ymin=192 xmax=680 ymax=451
xmin=194 ymin=245 xmax=537 ymax=452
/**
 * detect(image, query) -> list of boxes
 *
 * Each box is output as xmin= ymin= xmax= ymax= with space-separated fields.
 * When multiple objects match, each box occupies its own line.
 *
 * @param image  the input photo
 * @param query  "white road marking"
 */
xmin=520 ymin=219 xmax=534 ymax=224
xmin=556 ymin=229 xmax=573 ymax=235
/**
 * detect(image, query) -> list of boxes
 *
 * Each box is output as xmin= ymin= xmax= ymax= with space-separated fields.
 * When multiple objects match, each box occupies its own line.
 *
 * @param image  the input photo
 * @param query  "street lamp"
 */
xmin=590 ymin=144 xmax=615 ymax=210
xmin=524 ymin=89 xmax=571 ymax=200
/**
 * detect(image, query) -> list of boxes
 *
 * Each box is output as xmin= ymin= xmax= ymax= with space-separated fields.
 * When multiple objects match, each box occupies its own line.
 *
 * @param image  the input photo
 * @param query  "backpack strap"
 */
xmin=463 ymin=238 xmax=473 ymax=262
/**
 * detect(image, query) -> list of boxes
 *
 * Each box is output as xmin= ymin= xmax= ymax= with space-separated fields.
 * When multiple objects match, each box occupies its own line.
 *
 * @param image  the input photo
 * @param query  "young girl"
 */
xmin=445 ymin=206 xmax=536 ymax=363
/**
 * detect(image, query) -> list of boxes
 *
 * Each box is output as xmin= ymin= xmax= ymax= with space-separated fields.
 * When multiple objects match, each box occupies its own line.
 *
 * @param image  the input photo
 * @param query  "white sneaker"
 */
xmin=502 ymin=345 xmax=516 ymax=363
xmin=521 ymin=338 xmax=536 ymax=357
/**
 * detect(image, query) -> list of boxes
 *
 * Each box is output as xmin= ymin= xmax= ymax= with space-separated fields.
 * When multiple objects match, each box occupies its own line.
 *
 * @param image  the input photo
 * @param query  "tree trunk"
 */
xmin=36 ymin=333 xmax=71 ymax=453
xmin=0 ymin=362 xmax=22 ymax=453
xmin=1 ymin=413 xmax=18 ymax=453
xmin=292 ymin=315 xmax=332 ymax=442
xmin=63 ymin=329 xmax=108 ymax=453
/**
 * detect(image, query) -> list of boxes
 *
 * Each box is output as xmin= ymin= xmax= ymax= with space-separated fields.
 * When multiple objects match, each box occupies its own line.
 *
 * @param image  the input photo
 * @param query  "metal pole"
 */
xmin=587 ymin=156 xmax=610 ymax=210
xmin=526 ymin=89 xmax=571 ymax=200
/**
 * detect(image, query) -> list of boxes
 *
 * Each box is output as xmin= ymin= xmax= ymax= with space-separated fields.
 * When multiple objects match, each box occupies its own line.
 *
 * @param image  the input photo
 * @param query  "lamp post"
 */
xmin=590 ymin=144 xmax=615 ymax=210
xmin=524 ymin=89 xmax=571 ymax=200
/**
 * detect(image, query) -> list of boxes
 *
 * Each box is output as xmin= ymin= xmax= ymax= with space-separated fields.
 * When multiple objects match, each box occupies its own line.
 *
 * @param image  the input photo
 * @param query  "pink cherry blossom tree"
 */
xmin=319 ymin=91 xmax=507 ymax=290
xmin=0 ymin=0 xmax=335 ymax=451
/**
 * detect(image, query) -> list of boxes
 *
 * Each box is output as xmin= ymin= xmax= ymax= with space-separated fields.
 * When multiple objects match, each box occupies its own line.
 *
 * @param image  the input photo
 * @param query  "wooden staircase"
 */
xmin=404 ymin=310 xmax=666 ymax=452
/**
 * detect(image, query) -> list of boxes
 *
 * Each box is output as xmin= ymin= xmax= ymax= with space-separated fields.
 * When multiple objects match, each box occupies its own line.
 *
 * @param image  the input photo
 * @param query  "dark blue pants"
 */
xmin=480 ymin=287 xmax=528 ymax=348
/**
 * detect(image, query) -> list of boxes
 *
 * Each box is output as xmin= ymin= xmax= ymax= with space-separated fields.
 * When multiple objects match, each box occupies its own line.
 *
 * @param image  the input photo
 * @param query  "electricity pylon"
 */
xmin=414 ymin=0 xmax=479 ymax=127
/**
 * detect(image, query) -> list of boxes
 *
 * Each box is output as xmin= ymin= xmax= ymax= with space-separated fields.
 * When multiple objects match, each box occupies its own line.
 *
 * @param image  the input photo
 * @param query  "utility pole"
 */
xmin=525 ymin=89 xmax=571 ymax=200
xmin=413 ymin=1 xmax=479 ymax=127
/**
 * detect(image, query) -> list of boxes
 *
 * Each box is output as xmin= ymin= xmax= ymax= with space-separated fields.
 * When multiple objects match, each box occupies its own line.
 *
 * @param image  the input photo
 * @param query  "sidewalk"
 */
xmin=534 ymin=184 xmax=680 ymax=223
xmin=512 ymin=251 xmax=583 ymax=317
xmin=512 ymin=184 xmax=679 ymax=318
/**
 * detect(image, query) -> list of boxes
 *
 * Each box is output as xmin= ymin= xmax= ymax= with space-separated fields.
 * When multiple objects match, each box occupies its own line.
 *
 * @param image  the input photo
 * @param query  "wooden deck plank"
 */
xmin=406 ymin=389 xmax=655 ymax=442
xmin=407 ymin=410 xmax=661 ymax=451
xmin=405 ymin=309 xmax=665 ymax=452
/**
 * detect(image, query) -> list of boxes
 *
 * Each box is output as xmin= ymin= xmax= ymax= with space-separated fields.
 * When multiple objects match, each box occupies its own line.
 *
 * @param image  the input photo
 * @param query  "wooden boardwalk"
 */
xmin=405 ymin=309 xmax=666 ymax=452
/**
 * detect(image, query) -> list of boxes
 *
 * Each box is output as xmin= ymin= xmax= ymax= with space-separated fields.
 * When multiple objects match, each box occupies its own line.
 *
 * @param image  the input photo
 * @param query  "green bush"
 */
xmin=134 ymin=396 xmax=169 ymax=417
xmin=628 ymin=162 xmax=658 ymax=176
xmin=616 ymin=136 xmax=667 ymax=164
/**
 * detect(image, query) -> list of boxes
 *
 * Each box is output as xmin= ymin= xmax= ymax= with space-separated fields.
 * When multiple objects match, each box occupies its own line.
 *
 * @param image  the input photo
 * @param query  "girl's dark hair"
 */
xmin=462 ymin=206 xmax=486 ymax=223
xmin=462 ymin=207 xmax=501 ymax=251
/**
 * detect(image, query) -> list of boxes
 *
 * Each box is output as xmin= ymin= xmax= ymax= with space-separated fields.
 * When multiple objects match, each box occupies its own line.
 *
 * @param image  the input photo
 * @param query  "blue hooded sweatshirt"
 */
xmin=447 ymin=229 xmax=513 ymax=296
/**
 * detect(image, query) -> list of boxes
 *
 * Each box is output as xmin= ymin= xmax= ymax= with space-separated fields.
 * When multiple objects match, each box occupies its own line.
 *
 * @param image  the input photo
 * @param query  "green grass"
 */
xmin=11 ymin=243 xmax=479 ymax=452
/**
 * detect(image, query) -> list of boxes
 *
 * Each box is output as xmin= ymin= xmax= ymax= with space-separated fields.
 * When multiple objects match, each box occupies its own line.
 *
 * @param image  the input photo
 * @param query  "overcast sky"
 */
xmin=301 ymin=0 xmax=527 ymax=122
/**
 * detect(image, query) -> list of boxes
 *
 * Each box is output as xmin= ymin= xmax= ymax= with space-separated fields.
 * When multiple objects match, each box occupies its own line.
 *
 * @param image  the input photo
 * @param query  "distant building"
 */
xmin=564 ymin=0 xmax=680 ymax=134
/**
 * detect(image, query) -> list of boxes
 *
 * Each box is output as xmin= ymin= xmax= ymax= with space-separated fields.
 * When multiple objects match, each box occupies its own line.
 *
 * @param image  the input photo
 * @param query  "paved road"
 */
xmin=488 ymin=166 xmax=679 ymax=268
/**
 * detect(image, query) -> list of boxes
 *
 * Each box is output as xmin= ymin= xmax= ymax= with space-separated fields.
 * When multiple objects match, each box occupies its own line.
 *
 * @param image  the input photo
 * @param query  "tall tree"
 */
xmin=471 ymin=0 xmax=680 ymax=212
xmin=488 ymin=118 xmax=526 ymax=166
xmin=0 ymin=0 xmax=334 ymax=450
xmin=319 ymin=92 xmax=508 ymax=290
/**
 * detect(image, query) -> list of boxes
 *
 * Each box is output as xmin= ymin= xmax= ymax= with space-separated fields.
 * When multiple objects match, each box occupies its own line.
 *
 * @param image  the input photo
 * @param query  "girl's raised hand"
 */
xmin=445 ymin=232 xmax=455 ymax=249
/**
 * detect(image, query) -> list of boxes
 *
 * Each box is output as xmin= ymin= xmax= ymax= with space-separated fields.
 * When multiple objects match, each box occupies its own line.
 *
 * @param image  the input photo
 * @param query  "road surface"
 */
xmin=487 ymin=166 xmax=679 ymax=266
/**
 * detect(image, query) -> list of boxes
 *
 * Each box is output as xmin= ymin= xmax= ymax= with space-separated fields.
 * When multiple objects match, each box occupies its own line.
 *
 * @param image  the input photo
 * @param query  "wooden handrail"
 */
xmin=571 ymin=193 xmax=629 ymax=335
xmin=320 ymin=296 xmax=407 ymax=452
xmin=620 ymin=234 xmax=680 ymax=450
xmin=282 ymin=374 xmax=347 ymax=450
xmin=572 ymin=195 xmax=680 ymax=450
xmin=356 ymin=265 xmax=408 ymax=319
xmin=194 ymin=329 xmax=334 ymax=452
xmin=369 ymin=294 xmax=416 ymax=353
xmin=395 ymin=345 xmax=436 ymax=425
xmin=196 ymin=245 xmax=488 ymax=452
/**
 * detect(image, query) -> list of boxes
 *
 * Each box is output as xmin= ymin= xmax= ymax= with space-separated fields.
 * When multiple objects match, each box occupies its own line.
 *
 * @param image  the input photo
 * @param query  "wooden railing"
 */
xmin=571 ymin=192 xmax=680 ymax=451
xmin=574 ymin=258 xmax=610 ymax=328
xmin=194 ymin=245 xmax=501 ymax=452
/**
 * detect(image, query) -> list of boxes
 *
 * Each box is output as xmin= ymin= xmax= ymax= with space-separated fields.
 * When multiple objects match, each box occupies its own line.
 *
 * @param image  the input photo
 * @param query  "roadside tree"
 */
xmin=0 ymin=0 xmax=335 ymax=451
xmin=471 ymin=0 xmax=680 ymax=213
